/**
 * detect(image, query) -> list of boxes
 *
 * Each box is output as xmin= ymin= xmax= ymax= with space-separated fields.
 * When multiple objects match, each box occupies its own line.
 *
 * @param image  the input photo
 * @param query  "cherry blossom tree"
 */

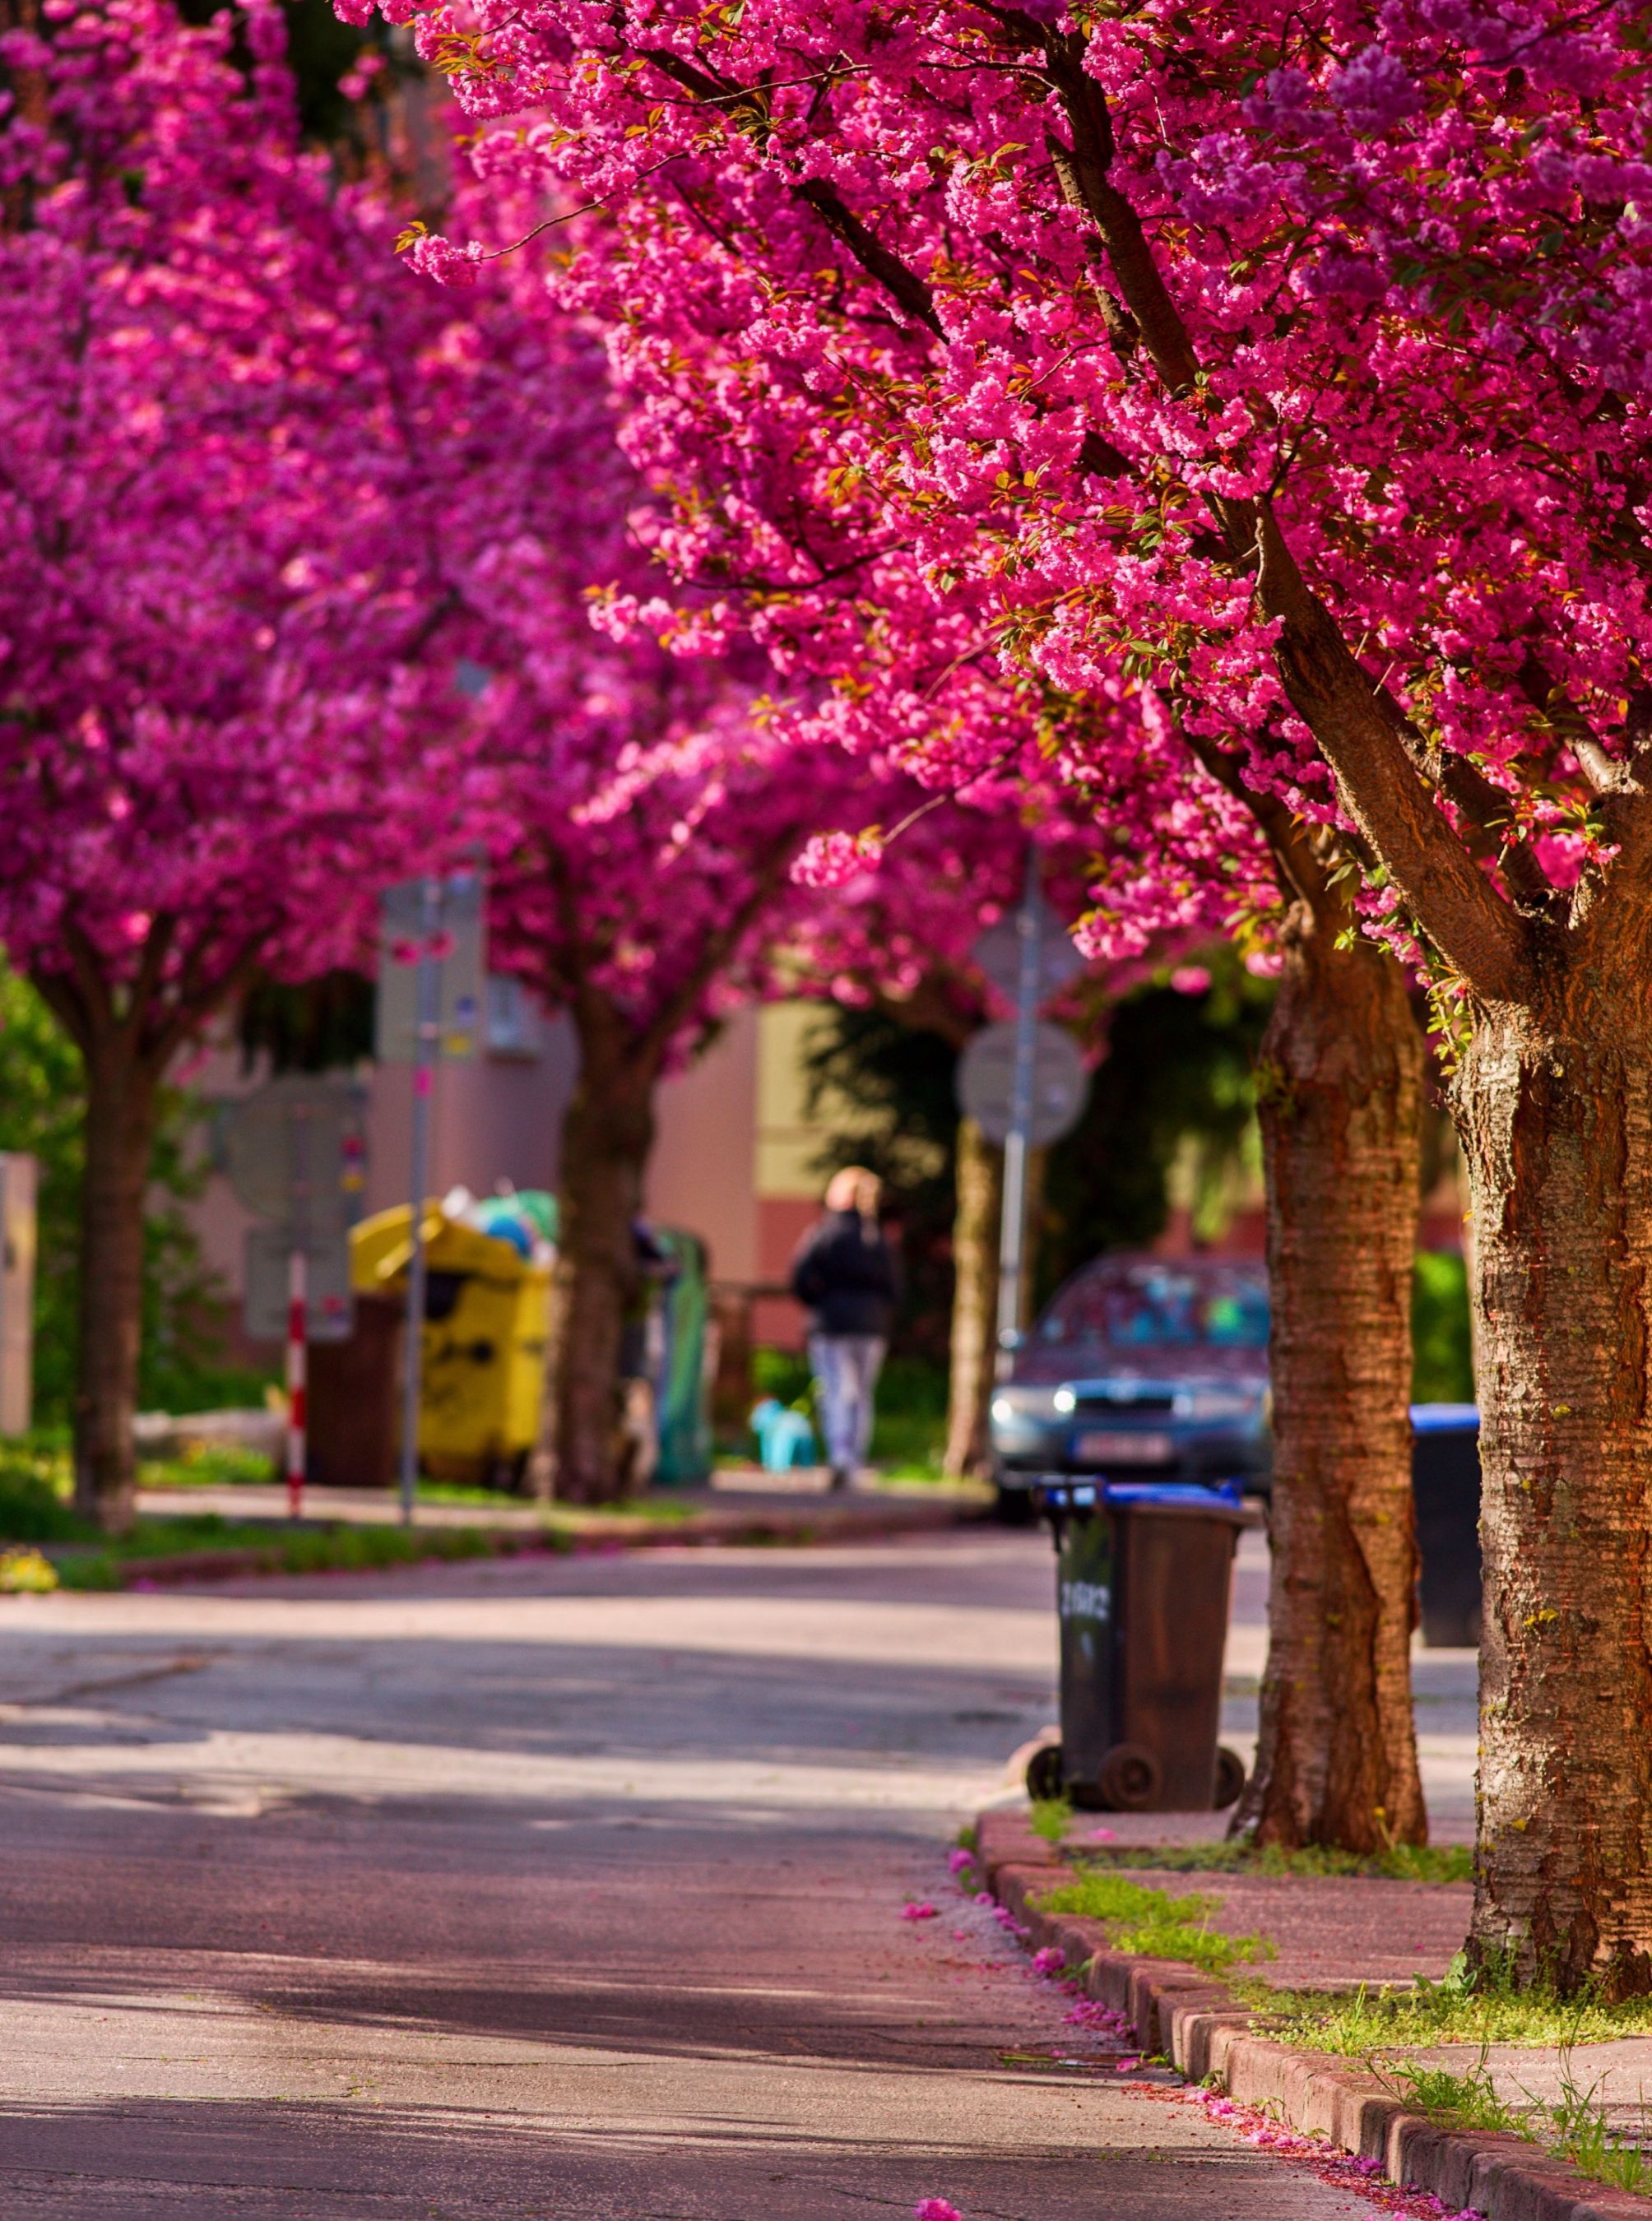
xmin=613 ymin=457 xmax=1431 ymax=1848
xmin=397 ymin=91 xmax=1429 ymax=1843
xmin=0 ymin=0 xmax=502 ymax=1529
xmin=787 ymin=792 xmax=1164 ymax=1481
xmin=482 ymin=689 xmax=852 ymax=1505
xmin=366 ymin=195 xmax=869 ymax=1504
xmin=448 ymin=75 xmax=1433 ymax=1852
xmin=354 ymin=0 xmax=1652 ymax=1971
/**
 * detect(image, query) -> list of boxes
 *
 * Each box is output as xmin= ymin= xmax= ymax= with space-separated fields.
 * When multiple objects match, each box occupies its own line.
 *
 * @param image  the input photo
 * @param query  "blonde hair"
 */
xmin=825 ymin=1165 xmax=881 ymax=1220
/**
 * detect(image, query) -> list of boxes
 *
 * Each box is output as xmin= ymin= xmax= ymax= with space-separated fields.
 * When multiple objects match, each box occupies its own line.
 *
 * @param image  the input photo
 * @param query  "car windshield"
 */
xmin=1038 ymin=1266 xmax=1269 ymax=1351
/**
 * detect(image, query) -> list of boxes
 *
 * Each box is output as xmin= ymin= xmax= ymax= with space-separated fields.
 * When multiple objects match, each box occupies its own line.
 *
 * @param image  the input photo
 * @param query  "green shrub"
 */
xmin=0 ymin=1444 xmax=85 ymax=1542
xmin=0 ymin=967 xmax=278 ymax=1425
xmin=0 ymin=1544 xmax=59 ymax=1592
xmin=1413 ymin=1251 xmax=1474 ymax=1403
xmin=751 ymin=1347 xmax=812 ymax=1406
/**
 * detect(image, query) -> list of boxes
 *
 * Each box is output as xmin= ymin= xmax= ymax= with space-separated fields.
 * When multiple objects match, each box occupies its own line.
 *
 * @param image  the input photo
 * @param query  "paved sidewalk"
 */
xmin=980 ymin=1806 xmax=1652 ymax=2206
xmin=0 ymin=1530 xmax=1401 ymax=2219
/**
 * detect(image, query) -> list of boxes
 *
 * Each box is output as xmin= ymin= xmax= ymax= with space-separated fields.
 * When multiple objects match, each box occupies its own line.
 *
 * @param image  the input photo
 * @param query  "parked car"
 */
xmin=990 ymin=1253 xmax=1270 ymax=1519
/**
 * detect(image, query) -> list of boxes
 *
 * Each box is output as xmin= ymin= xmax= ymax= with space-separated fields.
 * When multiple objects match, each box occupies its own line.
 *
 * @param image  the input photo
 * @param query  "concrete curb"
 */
xmin=47 ymin=1494 xmax=987 ymax=1592
xmin=976 ymin=1812 xmax=1652 ymax=2221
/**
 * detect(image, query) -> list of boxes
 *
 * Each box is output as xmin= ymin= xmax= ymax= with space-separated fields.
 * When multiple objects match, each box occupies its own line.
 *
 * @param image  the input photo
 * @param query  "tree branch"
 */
xmin=30 ymin=964 xmax=94 ymax=1058
xmin=1027 ymin=26 xmax=1534 ymax=1001
xmin=637 ymin=832 xmax=807 ymax=1064
xmin=870 ymin=967 xmax=982 ymax=1050
xmin=1172 ymin=719 xmax=1335 ymax=921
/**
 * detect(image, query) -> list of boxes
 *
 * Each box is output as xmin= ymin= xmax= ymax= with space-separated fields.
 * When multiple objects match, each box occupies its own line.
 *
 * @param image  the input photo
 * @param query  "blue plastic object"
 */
xmin=749 ymin=1398 xmax=819 ymax=1473
xmin=1102 ymin=1479 xmax=1243 ymax=1508
xmin=1035 ymin=1476 xmax=1244 ymax=1514
xmin=1411 ymin=1403 xmax=1479 ymax=1433
xmin=1411 ymin=1404 xmax=1483 ymax=1645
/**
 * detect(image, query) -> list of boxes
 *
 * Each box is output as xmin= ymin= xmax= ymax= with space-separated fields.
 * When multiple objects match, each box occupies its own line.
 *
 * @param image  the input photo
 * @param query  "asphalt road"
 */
xmin=0 ymin=1528 xmax=1451 ymax=2219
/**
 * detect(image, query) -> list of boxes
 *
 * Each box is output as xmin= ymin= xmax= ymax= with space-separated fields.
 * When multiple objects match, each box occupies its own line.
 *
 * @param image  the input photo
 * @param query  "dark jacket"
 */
xmin=790 ymin=1209 xmax=901 ymax=1338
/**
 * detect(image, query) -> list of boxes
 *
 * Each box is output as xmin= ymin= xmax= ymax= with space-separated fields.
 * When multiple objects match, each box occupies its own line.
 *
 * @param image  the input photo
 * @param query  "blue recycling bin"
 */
xmin=1412 ymin=1403 xmax=1481 ymax=1647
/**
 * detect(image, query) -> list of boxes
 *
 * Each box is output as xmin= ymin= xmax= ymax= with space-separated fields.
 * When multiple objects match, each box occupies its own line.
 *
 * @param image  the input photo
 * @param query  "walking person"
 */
xmin=789 ymin=1167 xmax=900 ymax=1491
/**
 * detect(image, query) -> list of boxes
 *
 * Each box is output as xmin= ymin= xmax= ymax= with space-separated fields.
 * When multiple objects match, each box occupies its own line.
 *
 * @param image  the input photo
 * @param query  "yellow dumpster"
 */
xmin=350 ymin=1202 xmax=550 ymax=1485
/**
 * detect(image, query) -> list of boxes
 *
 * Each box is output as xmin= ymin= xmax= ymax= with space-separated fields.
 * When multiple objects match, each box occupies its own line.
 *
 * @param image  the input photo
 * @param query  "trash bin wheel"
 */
xmin=993 ymin=1481 xmax=1039 ymax=1528
xmin=1024 ymin=1742 xmax=1065 ymax=1801
xmin=1213 ymin=1746 xmax=1246 ymax=1811
xmin=1097 ymin=1741 xmax=1162 ymax=1812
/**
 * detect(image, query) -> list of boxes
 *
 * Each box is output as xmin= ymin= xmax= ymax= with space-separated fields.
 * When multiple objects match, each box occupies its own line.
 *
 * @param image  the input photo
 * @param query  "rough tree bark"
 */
xmin=530 ymin=843 xmax=800 ymax=1506
xmin=1235 ymin=918 xmax=1427 ymax=1851
xmin=28 ymin=919 xmax=243 ymax=1537
xmin=944 ymin=1113 xmax=1000 ymax=1477
xmin=72 ymin=1031 xmax=161 ymax=1535
xmin=1456 ymin=994 xmax=1652 ymax=1994
xmin=544 ymin=999 xmax=661 ymax=1505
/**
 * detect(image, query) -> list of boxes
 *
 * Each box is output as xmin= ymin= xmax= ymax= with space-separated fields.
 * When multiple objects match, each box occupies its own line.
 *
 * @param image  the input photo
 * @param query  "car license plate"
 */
xmin=1073 ymin=1430 xmax=1174 ymax=1466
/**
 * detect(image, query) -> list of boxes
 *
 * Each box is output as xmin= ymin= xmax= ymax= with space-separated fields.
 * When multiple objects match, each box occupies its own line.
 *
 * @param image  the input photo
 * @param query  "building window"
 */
xmin=486 ymin=975 xmax=541 ymax=1059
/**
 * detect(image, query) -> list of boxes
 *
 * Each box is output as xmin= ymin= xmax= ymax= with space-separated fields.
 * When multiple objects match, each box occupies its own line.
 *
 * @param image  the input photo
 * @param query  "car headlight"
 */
xmin=990 ymin=1387 xmax=1065 ymax=1425
xmin=1052 ymin=1386 xmax=1075 ymax=1414
xmin=1174 ymin=1385 xmax=1264 ymax=1422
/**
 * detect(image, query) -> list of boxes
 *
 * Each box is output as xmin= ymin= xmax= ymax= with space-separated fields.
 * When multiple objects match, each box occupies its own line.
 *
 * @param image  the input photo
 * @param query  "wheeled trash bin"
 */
xmin=1027 ymin=1479 xmax=1251 ymax=1812
xmin=347 ymin=1203 xmax=551 ymax=1488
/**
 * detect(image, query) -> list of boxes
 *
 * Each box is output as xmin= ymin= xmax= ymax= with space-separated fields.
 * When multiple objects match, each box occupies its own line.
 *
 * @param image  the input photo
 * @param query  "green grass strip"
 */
xmin=52 ymin=1519 xmax=580 ymax=1591
xmin=1028 ymin=1797 xmax=1072 ymax=1843
xmin=1074 ymin=1838 xmax=1473 ymax=1885
xmin=1033 ymin=1870 xmax=1274 ymax=1978
xmin=1247 ymin=1951 xmax=1652 ymax=2051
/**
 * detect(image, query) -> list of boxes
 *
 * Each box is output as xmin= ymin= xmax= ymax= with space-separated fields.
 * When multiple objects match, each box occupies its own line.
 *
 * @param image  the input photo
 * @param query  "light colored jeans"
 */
xmin=810 ymin=1333 xmax=887 ymax=1474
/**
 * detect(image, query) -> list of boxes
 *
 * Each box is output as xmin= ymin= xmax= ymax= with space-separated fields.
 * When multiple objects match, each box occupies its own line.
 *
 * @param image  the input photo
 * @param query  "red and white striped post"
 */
xmin=285 ymin=1246 xmax=306 ymax=1520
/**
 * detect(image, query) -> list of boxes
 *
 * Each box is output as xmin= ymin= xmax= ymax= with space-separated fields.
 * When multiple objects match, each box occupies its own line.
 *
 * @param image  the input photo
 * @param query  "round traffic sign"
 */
xmin=957 ymin=1021 xmax=1088 ymax=1148
xmin=970 ymin=902 xmax=1086 ymax=1006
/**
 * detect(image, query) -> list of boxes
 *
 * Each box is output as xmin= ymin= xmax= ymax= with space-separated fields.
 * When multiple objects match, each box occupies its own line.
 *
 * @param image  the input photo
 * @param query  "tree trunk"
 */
xmin=944 ymin=1116 xmax=1000 ymax=1477
xmin=1457 ymin=996 xmax=1652 ymax=1996
xmin=1235 ymin=922 xmax=1427 ymax=1851
xmin=73 ymin=1035 xmax=160 ymax=1536
xmin=544 ymin=1028 xmax=658 ymax=1505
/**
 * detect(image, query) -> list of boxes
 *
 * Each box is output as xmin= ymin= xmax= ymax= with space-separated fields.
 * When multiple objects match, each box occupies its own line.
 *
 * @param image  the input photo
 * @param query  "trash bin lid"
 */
xmin=350 ymin=1203 xmax=529 ymax=1290
xmin=1110 ymin=1474 xmax=1243 ymax=1510
xmin=1038 ymin=1477 xmax=1248 ymax=1511
xmin=1410 ymin=1403 xmax=1480 ymax=1433
xmin=1097 ymin=1483 xmax=1252 ymax=1519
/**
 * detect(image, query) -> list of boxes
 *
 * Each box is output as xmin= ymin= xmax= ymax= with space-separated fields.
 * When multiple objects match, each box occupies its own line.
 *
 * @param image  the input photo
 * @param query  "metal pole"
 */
xmin=285 ymin=1247 xmax=307 ymax=1520
xmin=285 ymin=1098 xmax=312 ymax=1521
xmin=399 ymin=875 xmax=440 ymax=1528
xmin=995 ymin=845 xmax=1042 ymax=1379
